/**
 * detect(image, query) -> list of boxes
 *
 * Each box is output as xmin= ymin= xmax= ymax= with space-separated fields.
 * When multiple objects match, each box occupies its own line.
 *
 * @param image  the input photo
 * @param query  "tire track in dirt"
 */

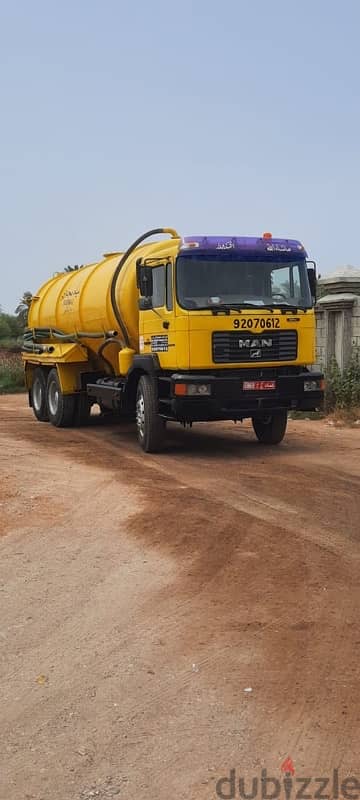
xmin=9 ymin=409 xmax=360 ymax=561
xmin=1 ymin=397 xmax=360 ymax=800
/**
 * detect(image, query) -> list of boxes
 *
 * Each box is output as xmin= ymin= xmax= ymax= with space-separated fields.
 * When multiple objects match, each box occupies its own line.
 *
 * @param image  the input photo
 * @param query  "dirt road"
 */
xmin=1 ymin=395 xmax=360 ymax=800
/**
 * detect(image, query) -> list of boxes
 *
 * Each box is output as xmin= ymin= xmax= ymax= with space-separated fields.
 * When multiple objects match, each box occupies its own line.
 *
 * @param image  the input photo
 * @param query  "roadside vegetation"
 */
xmin=291 ymin=355 xmax=360 ymax=424
xmin=0 ymin=293 xmax=31 ymax=393
xmin=325 ymin=355 xmax=360 ymax=410
xmin=0 ymin=350 xmax=24 ymax=393
xmin=324 ymin=355 xmax=360 ymax=423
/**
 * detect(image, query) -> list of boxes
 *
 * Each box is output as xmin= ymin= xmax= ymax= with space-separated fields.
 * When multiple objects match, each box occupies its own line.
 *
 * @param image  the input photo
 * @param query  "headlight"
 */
xmin=304 ymin=379 xmax=324 ymax=392
xmin=174 ymin=383 xmax=212 ymax=396
xmin=187 ymin=383 xmax=212 ymax=396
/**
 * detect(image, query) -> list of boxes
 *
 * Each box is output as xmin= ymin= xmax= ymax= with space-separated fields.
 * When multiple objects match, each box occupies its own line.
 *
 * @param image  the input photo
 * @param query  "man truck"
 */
xmin=22 ymin=228 xmax=324 ymax=452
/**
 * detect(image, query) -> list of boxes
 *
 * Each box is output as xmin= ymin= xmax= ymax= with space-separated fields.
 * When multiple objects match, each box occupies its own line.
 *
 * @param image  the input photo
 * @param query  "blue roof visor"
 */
xmin=181 ymin=235 xmax=307 ymax=259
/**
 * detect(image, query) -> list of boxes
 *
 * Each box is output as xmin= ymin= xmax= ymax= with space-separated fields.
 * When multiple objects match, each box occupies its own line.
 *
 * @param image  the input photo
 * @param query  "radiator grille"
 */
xmin=212 ymin=330 xmax=298 ymax=364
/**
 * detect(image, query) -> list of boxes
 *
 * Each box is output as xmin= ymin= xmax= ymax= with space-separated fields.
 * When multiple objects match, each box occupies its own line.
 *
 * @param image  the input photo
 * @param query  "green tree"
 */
xmin=3 ymin=313 xmax=22 ymax=337
xmin=15 ymin=291 xmax=33 ymax=326
xmin=0 ymin=313 xmax=11 ymax=339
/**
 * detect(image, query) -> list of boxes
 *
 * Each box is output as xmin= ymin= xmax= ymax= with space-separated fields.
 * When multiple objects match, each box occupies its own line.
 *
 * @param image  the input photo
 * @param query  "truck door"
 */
xmin=140 ymin=262 xmax=177 ymax=369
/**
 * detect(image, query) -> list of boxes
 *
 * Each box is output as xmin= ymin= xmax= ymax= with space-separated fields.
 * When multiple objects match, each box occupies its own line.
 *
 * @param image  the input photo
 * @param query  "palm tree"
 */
xmin=64 ymin=264 xmax=83 ymax=272
xmin=15 ymin=291 xmax=33 ymax=326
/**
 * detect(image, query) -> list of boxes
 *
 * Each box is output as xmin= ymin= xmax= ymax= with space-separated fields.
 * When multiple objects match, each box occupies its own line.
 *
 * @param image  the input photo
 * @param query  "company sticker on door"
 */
xmin=151 ymin=335 xmax=169 ymax=352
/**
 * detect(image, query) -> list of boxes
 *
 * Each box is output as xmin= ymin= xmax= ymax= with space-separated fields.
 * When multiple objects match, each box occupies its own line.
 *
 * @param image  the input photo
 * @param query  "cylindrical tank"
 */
xmin=29 ymin=253 xmax=137 ymax=350
xmin=28 ymin=234 xmax=180 ymax=361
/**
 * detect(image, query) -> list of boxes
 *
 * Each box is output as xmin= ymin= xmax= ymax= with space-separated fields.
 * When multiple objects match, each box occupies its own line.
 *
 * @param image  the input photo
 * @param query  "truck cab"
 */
xmin=131 ymin=234 xmax=323 ymax=450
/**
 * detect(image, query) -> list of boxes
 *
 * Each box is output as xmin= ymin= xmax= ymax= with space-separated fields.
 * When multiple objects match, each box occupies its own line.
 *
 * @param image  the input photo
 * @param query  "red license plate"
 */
xmin=243 ymin=380 xmax=276 ymax=391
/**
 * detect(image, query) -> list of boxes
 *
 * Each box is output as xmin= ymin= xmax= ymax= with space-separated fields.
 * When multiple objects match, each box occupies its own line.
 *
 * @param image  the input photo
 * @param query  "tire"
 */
xmin=136 ymin=375 xmax=166 ymax=453
xmin=46 ymin=368 xmax=76 ymax=428
xmin=31 ymin=368 xmax=49 ymax=422
xmin=74 ymin=393 xmax=91 ymax=426
xmin=252 ymin=411 xmax=288 ymax=445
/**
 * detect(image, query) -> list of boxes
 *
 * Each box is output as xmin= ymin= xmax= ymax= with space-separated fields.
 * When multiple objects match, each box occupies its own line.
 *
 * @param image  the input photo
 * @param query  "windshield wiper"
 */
xmin=194 ymin=304 xmax=243 ymax=315
xmin=186 ymin=302 xmax=310 ymax=314
xmin=208 ymin=303 xmax=275 ymax=314
xmin=269 ymin=304 xmax=309 ymax=313
xmin=237 ymin=303 xmax=274 ymax=312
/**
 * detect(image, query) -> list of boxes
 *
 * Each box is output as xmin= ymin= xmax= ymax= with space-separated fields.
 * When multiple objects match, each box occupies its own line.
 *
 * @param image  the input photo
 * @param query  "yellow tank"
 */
xmin=28 ymin=229 xmax=181 ymax=372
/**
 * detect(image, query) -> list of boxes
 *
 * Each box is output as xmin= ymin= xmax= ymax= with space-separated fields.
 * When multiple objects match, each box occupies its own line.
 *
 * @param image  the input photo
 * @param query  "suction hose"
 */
xmin=110 ymin=227 xmax=180 ymax=347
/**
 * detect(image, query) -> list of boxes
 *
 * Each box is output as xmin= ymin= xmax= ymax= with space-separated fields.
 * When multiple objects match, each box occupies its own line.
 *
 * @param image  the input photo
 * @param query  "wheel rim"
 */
xmin=33 ymin=379 xmax=43 ymax=412
xmin=136 ymin=391 xmax=145 ymax=439
xmin=48 ymin=380 xmax=60 ymax=416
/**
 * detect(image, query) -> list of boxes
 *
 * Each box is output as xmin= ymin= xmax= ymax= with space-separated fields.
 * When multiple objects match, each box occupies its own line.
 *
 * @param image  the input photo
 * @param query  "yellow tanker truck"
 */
xmin=22 ymin=227 xmax=324 ymax=452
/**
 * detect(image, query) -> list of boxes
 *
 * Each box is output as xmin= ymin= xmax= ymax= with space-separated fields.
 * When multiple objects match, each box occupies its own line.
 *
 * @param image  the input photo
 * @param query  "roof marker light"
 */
xmin=263 ymin=232 xmax=272 ymax=239
xmin=181 ymin=240 xmax=200 ymax=249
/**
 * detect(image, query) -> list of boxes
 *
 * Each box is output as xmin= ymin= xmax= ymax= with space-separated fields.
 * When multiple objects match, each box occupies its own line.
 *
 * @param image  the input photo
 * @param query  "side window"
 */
xmin=292 ymin=265 xmax=302 ymax=302
xmin=271 ymin=264 xmax=302 ymax=301
xmin=166 ymin=263 xmax=173 ymax=310
xmin=271 ymin=266 xmax=290 ymax=298
xmin=152 ymin=266 xmax=166 ymax=308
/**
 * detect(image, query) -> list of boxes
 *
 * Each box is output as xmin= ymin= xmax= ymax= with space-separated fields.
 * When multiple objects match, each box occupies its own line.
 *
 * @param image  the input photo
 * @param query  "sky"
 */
xmin=1 ymin=0 xmax=360 ymax=313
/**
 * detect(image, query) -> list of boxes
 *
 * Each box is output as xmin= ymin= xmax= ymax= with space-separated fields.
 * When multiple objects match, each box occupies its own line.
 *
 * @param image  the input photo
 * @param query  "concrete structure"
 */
xmin=315 ymin=266 xmax=360 ymax=369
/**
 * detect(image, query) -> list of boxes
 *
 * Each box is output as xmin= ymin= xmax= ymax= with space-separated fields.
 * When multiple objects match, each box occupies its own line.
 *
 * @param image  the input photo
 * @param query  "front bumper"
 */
xmin=163 ymin=369 xmax=324 ymax=422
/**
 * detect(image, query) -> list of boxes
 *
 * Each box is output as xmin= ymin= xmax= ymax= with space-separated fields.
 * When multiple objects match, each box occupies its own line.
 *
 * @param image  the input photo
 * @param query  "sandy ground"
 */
xmin=0 ymin=395 xmax=359 ymax=800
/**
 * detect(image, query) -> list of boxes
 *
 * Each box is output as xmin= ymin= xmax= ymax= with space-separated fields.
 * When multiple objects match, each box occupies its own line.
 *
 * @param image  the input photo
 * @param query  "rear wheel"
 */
xmin=31 ymin=368 xmax=49 ymax=422
xmin=136 ymin=375 xmax=165 ymax=453
xmin=252 ymin=411 xmax=287 ymax=445
xmin=46 ymin=368 xmax=76 ymax=428
xmin=74 ymin=393 xmax=91 ymax=426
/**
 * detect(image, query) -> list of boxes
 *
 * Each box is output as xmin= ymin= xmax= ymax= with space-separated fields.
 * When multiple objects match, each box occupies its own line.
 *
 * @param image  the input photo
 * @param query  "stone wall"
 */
xmin=315 ymin=267 xmax=360 ymax=370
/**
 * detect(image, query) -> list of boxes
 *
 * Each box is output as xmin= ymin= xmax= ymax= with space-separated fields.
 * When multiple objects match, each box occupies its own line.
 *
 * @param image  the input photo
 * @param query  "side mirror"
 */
xmin=307 ymin=266 xmax=317 ymax=303
xmin=136 ymin=258 xmax=143 ymax=288
xmin=138 ymin=296 xmax=153 ymax=310
xmin=137 ymin=263 xmax=153 ymax=297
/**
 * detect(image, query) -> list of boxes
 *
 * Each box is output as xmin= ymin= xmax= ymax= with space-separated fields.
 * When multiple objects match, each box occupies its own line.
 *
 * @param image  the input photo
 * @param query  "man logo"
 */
xmin=250 ymin=349 xmax=262 ymax=359
xmin=238 ymin=338 xmax=273 ymax=349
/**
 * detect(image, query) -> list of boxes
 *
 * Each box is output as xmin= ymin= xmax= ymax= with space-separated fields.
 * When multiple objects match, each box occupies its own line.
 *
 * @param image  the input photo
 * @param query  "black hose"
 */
xmin=110 ymin=228 xmax=179 ymax=347
xmin=23 ymin=327 xmax=118 ymax=344
xmin=98 ymin=339 xmax=120 ymax=375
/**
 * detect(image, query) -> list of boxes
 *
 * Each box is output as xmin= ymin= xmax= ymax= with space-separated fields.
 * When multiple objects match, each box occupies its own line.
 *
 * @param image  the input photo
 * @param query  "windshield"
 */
xmin=176 ymin=254 xmax=312 ymax=310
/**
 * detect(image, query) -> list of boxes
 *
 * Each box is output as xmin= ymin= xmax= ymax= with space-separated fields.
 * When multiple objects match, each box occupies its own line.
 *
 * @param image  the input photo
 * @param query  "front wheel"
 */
xmin=252 ymin=411 xmax=288 ymax=445
xmin=46 ymin=368 xmax=76 ymax=428
xmin=136 ymin=375 xmax=166 ymax=453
